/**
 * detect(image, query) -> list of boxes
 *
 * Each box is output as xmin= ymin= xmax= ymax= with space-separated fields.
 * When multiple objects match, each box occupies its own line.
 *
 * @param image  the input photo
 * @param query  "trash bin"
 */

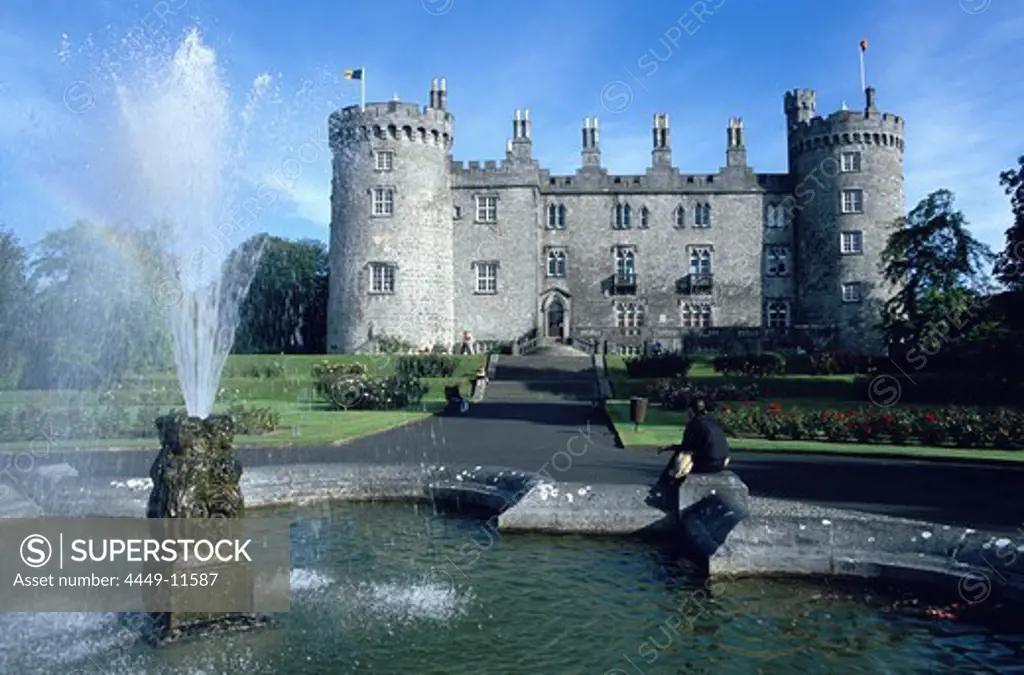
xmin=629 ymin=396 xmax=648 ymax=430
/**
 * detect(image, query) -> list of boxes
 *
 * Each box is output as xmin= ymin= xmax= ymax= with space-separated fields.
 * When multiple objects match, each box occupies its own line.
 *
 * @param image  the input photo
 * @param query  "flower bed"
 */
xmin=715 ymin=403 xmax=1024 ymax=450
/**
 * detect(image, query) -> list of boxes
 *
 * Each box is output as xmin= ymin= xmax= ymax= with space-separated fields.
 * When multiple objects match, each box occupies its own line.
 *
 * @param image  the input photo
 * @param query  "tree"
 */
xmin=0 ymin=227 xmax=29 ymax=388
xmin=21 ymin=220 xmax=171 ymax=389
xmin=880 ymin=190 xmax=996 ymax=345
xmin=994 ymin=155 xmax=1024 ymax=292
xmin=234 ymin=235 xmax=329 ymax=354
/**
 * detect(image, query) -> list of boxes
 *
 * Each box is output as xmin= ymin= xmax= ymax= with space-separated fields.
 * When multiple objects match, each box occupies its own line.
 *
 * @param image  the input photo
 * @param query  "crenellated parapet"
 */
xmin=329 ymin=101 xmax=454 ymax=153
xmin=786 ymin=87 xmax=904 ymax=157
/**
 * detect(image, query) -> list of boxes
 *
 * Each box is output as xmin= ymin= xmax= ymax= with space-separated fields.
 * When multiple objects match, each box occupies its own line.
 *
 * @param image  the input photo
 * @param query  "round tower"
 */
xmin=785 ymin=86 xmax=904 ymax=354
xmin=327 ymin=80 xmax=455 ymax=353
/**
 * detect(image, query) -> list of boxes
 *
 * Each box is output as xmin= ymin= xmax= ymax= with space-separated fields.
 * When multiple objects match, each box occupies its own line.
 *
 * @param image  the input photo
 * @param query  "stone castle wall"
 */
xmin=327 ymin=82 xmax=904 ymax=355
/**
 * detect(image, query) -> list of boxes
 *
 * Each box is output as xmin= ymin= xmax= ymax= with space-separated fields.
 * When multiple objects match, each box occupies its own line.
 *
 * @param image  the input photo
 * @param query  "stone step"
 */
xmin=496 ymin=357 xmax=595 ymax=374
xmin=483 ymin=381 xmax=598 ymax=401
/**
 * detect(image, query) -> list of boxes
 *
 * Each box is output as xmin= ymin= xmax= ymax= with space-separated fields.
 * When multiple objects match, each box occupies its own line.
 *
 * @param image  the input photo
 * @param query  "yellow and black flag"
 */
xmin=344 ymin=67 xmax=366 ymax=109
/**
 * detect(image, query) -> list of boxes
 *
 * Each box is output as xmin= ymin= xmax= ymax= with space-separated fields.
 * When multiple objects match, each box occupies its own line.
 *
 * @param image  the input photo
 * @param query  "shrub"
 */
xmin=226 ymin=403 xmax=281 ymax=434
xmin=0 ymin=403 xmax=167 ymax=443
xmin=646 ymin=378 xmax=757 ymax=411
xmin=377 ymin=333 xmax=416 ymax=354
xmin=786 ymin=351 xmax=885 ymax=375
xmin=313 ymin=361 xmax=427 ymax=410
xmin=312 ymin=360 xmax=368 ymax=381
xmin=430 ymin=343 xmax=450 ymax=354
xmin=624 ymin=353 xmax=692 ymax=379
xmin=712 ymin=352 xmax=786 ymax=376
xmin=395 ymin=355 xmax=458 ymax=379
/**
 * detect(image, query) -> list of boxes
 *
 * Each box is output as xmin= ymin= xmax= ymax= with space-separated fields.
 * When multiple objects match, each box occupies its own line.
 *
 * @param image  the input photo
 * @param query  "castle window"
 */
xmin=547 ymin=203 xmax=566 ymax=229
xmin=640 ymin=207 xmax=650 ymax=229
xmin=474 ymin=261 xmax=498 ymax=294
xmin=841 ymin=189 xmax=864 ymax=214
xmin=375 ymin=151 xmax=394 ymax=172
xmin=546 ymin=249 xmax=566 ymax=277
xmin=766 ymin=300 xmax=790 ymax=328
xmin=765 ymin=246 xmax=789 ymax=276
xmin=841 ymin=231 xmax=863 ymax=254
xmin=368 ymin=263 xmax=396 ymax=294
xmin=614 ymin=203 xmax=632 ymax=229
xmin=842 ymin=282 xmax=862 ymax=303
xmin=681 ymin=303 xmax=712 ymax=328
xmin=689 ymin=247 xmax=712 ymax=276
xmin=841 ymin=151 xmax=861 ymax=173
xmin=615 ymin=301 xmax=645 ymax=333
xmin=476 ymin=196 xmax=498 ymax=222
xmin=453 ymin=205 xmax=462 ymax=219
xmin=372 ymin=187 xmax=395 ymax=216
xmin=614 ymin=246 xmax=636 ymax=283
xmin=675 ymin=205 xmax=686 ymax=228
xmin=766 ymin=204 xmax=786 ymax=228
xmin=694 ymin=203 xmax=711 ymax=228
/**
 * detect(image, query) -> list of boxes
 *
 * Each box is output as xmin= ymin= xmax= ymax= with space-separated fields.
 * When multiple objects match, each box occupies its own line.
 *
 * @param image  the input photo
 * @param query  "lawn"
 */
xmin=604 ymin=400 xmax=1024 ymax=464
xmin=0 ymin=353 xmax=484 ymax=453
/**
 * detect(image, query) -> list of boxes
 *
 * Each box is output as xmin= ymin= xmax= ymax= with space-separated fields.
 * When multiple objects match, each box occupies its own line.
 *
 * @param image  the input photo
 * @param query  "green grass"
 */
xmin=604 ymin=400 xmax=1024 ymax=463
xmin=0 ymin=354 xmax=484 ymax=452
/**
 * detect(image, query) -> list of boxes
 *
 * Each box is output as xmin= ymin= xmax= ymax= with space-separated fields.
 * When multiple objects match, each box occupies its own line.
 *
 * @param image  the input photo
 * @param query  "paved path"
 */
xmin=22 ymin=348 xmax=1024 ymax=532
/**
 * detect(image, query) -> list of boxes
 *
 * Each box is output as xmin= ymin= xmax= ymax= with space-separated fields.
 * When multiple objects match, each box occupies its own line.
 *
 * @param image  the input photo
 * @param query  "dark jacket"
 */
xmin=680 ymin=415 xmax=730 ymax=466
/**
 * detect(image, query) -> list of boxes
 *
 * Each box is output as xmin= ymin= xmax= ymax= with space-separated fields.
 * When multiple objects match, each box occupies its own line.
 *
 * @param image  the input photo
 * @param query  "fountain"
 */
xmin=105 ymin=28 xmax=271 ymax=644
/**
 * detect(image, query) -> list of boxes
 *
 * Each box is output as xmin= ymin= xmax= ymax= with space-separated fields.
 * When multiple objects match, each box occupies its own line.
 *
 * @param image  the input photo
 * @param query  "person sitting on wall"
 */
xmin=656 ymin=395 xmax=731 ymax=489
xmin=444 ymin=384 xmax=469 ymax=414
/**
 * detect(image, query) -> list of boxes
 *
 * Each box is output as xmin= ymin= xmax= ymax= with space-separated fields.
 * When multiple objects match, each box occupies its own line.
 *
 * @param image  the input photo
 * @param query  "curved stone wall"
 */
xmin=327 ymin=103 xmax=455 ymax=352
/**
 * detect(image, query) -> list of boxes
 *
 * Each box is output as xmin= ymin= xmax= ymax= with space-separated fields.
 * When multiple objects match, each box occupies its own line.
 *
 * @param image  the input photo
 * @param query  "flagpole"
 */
xmin=361 ymin=67 xmax=366 ymax=111
xmin=859 ymin=43 xmax=867 ymax=92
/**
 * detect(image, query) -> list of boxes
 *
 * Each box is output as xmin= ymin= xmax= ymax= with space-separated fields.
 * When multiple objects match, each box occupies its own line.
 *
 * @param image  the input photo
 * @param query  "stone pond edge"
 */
xmin=5 ymin=460 xmax=1022 ymax=607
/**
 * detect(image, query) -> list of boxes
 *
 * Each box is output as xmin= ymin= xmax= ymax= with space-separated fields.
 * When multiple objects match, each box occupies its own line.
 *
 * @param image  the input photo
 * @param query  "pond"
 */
xmin=2 ymin=501 xmax=1021 ymax=674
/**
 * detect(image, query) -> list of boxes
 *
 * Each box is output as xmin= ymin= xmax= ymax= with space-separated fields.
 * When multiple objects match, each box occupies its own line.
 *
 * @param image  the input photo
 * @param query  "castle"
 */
xmin=326 ymin=78 xmax=904 ymax=355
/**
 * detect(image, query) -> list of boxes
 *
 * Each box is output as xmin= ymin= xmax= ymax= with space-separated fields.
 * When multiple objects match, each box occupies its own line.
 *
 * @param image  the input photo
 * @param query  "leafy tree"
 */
xmin=0 ymin=227 xmax=29 ymax=388
xmin=880 ymin=189 xmax=996 ymax=345
xmin=994 ymin=155 xmax=1024 ymax=292
xmin=234 ymin=235 xmax=329 ymax=354
xmin=21 ymin=221 xmax=171 ymax=389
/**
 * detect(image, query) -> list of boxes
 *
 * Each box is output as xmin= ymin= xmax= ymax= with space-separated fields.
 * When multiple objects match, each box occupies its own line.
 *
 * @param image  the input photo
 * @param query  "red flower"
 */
xmin=767 ymin=402 xmax=782 ymax=410
xmin=722 ymin=404 xmax=732 ymax=412
xmin=924 ymin=413 xmax=936 ymax=423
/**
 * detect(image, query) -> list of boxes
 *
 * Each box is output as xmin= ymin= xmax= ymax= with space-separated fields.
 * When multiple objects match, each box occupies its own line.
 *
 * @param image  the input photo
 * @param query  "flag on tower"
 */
xmin=344 ymin=67 xmax=366 ymax=110
xmin=860 ymin=39 xmax=868 ymax=51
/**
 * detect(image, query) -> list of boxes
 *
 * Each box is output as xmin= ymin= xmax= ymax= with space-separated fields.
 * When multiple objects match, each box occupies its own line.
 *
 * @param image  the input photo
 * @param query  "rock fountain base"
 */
xmin=144 ymin=412 xmax=276 ymax=646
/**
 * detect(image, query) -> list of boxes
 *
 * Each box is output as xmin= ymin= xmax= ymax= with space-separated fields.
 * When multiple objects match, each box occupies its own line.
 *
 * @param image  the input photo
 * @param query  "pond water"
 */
xmin=2 ymin=501 xmax=1022 ymax=674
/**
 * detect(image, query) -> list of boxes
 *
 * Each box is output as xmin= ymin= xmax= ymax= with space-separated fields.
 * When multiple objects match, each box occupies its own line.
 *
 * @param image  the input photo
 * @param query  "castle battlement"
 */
xmin=785 ymin=86 xmax=903 ymax=155
xmin=329 ymin=99 xmax=454 ymax=151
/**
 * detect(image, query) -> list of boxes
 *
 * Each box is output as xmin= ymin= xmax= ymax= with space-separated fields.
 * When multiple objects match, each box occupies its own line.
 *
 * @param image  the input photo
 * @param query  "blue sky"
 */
xmin=1 ymin=0 xmax=1021 ymax=255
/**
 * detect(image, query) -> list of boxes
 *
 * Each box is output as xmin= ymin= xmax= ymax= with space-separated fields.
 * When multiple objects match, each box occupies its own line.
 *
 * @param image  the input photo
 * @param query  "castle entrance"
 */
xmin=546 ymin=297 xmax=565 ymax=340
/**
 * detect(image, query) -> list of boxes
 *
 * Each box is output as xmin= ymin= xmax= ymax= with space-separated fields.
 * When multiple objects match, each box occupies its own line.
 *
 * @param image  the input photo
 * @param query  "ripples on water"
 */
xmin=1 ymin=501 xmax=1022 ymax=674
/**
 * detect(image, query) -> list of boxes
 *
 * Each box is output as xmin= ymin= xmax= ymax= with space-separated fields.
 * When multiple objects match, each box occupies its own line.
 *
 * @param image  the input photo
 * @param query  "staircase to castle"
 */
xmin=485 ymin=345 xmax=598 ymax=402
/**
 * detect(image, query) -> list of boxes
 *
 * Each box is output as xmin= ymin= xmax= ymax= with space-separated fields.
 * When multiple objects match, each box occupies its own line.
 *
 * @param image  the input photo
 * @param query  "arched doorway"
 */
xmin=546 ymin=296 xmax=565 ymax=340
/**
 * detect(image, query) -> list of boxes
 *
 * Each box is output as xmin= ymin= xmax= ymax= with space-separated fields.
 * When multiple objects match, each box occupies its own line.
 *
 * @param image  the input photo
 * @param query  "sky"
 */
xmin=0 ymin=0 xmax=1021 ymax=256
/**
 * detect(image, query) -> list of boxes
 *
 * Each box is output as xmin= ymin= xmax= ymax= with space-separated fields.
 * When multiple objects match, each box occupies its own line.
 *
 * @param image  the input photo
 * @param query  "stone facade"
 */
xmin=327 ymin=79 xmax=904 ymax=355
